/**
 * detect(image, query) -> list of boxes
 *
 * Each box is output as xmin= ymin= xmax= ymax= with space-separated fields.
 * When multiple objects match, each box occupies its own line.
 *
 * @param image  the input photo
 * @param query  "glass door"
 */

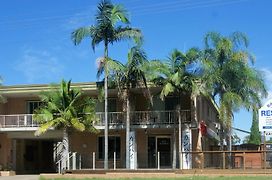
xmin=157 ymin=137 xmax=171 ymax=167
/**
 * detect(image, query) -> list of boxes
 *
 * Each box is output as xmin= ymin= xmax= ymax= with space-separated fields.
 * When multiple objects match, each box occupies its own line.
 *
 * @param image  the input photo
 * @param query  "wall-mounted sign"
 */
xmin=129 ymin=131 xmax=137 ymax=169
xmin=259 ymin=99 xmax=272 ymax=132
xmin=182 ymin=126 xmax=192 ymax=169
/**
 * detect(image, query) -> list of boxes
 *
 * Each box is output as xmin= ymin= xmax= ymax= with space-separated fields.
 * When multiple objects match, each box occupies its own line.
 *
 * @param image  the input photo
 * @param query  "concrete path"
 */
xmin=0 ymin=175 xmax=39 ymax=180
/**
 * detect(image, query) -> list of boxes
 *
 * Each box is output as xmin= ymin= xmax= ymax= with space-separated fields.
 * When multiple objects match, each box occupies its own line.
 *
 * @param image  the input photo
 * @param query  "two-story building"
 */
xmin=0 ymin=82 xmax=221 ymax=174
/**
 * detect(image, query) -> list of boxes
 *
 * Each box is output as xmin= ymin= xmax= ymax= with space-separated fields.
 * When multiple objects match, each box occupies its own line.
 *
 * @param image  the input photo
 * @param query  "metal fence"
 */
xmin=67 ymin=150 xmax=272 ymax=170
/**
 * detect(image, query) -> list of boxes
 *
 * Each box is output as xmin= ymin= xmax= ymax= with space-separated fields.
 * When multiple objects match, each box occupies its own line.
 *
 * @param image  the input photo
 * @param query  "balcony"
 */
xmin=0 ymin=114 xmax=38 ymax=128
xmin=91 ymin=110 xmax=190 ymax=128
xmin=0 ymin=110 xmax=190 ymax=130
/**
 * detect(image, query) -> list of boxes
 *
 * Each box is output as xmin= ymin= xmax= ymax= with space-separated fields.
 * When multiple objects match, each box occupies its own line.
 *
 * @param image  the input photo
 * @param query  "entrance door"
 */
xmin=148 ymin=136 xmax=171 ymax=168
xmin=23 ymin=140 xmax=55 ymax=174
xmin=148 ymin=137 xmax=156 ymax=168
xmin=157 ymin=137 xmax=171 ymax=167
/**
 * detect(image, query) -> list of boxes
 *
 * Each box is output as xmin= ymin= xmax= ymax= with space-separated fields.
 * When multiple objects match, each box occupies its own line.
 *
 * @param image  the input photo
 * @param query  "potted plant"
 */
xmin=0 ymin=164 xmax=15 ymax=176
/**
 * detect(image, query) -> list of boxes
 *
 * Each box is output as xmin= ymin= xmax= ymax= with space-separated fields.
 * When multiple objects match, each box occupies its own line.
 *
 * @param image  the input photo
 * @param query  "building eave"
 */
xmin=0 ymin=82 xmax=98 ymax=98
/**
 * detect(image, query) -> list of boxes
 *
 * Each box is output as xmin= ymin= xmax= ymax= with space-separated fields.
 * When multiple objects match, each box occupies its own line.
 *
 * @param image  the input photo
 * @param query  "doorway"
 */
xmin=18 ymin=140 xmax=55 ymax=174
xmin=148 ymin=136 xmax=171 ymax=168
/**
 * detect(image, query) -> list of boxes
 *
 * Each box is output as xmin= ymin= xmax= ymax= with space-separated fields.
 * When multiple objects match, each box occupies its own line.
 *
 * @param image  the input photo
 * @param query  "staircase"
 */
xmin=54 ymin=141 xmax=81 ymax=173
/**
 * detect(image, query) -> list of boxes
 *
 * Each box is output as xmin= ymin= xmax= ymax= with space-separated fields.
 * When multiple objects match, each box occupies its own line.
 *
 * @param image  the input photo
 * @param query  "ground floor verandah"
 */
xmin=1 ymin=127 xmax=215 ymax=173
xmin=5 ymin=128 xmax=272 ymax=174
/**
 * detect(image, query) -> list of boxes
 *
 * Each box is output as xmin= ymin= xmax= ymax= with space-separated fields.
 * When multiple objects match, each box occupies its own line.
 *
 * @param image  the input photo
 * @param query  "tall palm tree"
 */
xmin=202 ymin=32 xmax=267 ymax=166
xmin=147 ymin=48 xmax=204 ymax=168
xmin=33 ymin=79 xmax=97 ymax=170
xmin=71 ymin=0 xmax=142 ymax=169
xmin=100 ymin=46 xmax=150 ymax=169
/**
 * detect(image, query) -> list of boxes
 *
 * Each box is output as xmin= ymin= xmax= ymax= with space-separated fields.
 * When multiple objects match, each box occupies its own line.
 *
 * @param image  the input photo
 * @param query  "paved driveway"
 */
xmin=0 ymin=175 xmax=39 ymax=180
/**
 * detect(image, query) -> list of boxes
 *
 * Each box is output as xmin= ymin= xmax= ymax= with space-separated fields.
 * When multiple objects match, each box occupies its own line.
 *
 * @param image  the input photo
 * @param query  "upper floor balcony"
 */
xmin=0 ymin=110 xmax=191 ymax=131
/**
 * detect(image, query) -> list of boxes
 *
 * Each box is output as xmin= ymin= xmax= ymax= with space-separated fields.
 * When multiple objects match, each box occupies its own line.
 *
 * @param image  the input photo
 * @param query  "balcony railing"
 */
xmin=0 ymin=110 xmax=190 ymax=129
xmin=95 ymin=110 xmax=191 ymax=126
xmin=0 ymin=114 xmax=38 ymax=128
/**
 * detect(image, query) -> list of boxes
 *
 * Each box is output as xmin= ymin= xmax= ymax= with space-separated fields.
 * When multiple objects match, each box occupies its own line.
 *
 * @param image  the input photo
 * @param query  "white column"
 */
xmin=129 ymin=131 xmax=137 ymax=169
xmin=72 ymin=152 xmax=76 ymax=170
xmin=93 ymin=152 xmax=96 ymax=170
xmin=114 ymin=152 xmax=116 ymax=170
xmin=182 ymin=124 xmax=192 ymax=169
xmin=157 ymin=151 xmax=160 ymax=170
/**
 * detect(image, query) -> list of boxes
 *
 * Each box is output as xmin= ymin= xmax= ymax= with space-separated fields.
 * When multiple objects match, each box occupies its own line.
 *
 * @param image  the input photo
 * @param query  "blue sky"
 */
xmin=1 ymin=0 xmax=272 ymax=141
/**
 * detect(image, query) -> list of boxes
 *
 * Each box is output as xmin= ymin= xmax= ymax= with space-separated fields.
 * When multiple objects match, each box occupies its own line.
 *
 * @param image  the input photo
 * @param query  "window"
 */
xmin=108 ymin=98 xmax=117 ymax=112
xmin=27 ymin=101 xmax=43 ymax=114
xmin=98 ymin=136 xmax=120 ymax=159
xmin=96 ymin=98 xmax=117 ymax=112
xmin=165 ymin=97 xmax=179 ymax=110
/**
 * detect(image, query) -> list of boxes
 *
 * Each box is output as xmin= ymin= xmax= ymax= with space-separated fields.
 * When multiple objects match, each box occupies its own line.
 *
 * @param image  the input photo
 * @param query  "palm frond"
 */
xmin=114 ymin=26 xmax=143 ymax=46
xmin=160 ymin=83 xmax=175 ymax=100
xmin=34 ymin=79 xmax=97 ymax=136
xmin=71 ymin=26 xmax=96 ymax=46
xmin=111 ymin=4 xmax=129 ymax=24
xmin=204 ymin=31 xmax=221 ymax=49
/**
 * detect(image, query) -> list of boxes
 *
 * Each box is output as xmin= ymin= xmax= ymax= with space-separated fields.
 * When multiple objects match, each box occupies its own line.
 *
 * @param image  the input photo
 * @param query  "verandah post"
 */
xmin=93 ymin=152 xmax=95 ymax=170
xmin=158 ymin=151 xmax=160 ymax=170
xmin=114 ymin=151 xmax=116 ymax=170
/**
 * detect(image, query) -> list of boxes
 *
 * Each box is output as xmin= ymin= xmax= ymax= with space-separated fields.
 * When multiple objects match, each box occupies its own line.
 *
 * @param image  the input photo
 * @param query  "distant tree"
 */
xmin=243 ymin=135 xmax=250 ymax=144
xmin=232 ymin=133 xmax=241 ymax=145
xmin=248 ymin=108 xmax=261 ymax=144
xmin=33 ymin=79 xmax=97 ymax=170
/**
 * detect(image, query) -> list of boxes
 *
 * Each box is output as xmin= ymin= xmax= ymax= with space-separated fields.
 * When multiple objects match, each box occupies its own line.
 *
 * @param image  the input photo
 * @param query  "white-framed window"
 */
xmin=26 ymin=101 xmax=43 ymax=114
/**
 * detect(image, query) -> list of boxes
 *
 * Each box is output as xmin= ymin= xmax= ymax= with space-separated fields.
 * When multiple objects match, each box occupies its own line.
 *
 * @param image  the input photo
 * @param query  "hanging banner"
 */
xmin=129 ymin=131 xmax=137 ymax=169
xmin=259 ymin=99 xmax=272 ymax=131
xmin=182 ymin=126 xmax=192 ymax=169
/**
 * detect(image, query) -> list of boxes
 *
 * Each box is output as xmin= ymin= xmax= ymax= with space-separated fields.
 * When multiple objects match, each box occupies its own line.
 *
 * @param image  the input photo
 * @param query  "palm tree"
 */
xmin=71 ymin=0 xmax=142 ymax=169
xmin=202 ymin=31 xmax=267 ymax=166
xmin=147 ymin=48 xmax=204 ymax=169
xmin=100 ymin=46 xmax=150 ymax=169
xmin=33 ymin=79 xmax=97 ymax=170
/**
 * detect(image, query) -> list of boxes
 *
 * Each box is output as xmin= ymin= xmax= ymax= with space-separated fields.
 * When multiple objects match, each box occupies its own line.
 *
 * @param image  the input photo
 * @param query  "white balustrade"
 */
xmin=0 ymin=110 xmax=190 ymax=129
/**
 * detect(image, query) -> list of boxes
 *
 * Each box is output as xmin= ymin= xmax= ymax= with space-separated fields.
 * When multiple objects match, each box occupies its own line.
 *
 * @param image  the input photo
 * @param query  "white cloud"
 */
xmin=14 ymin=48 xmax=64 ymax=83
xmin=262 ymin=68 xmax=272 ymax=84
xmin=260 ymin=68 xmax=272 ymax=102
xmin=62 ymin=7 xmax=96 ymax=31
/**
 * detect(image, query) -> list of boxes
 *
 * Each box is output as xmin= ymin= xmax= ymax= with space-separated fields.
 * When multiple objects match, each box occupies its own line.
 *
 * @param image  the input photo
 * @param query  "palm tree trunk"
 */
xmin=104 ymin=43 xmax=109 ymax=170
xmin=125 ymin=90 xmax=130 ymax=169
xmin=178 ymin=105 xmax=182 ymax=169
xmin=62 ymin=127 xmax=69 ymax=171
xmin=226 ymin=127 xmax=232 ymax=168
xmin=191 ymin=94 xmax=198 ymax=168
xmin=173 ymin=116 xmax=177 ymax=169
